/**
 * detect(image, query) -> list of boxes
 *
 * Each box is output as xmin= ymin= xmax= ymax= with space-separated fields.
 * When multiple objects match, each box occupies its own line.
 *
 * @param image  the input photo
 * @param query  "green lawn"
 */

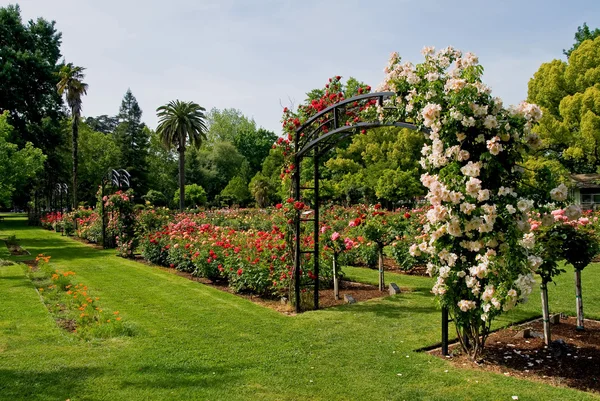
xmin=1 ymin=214 xmax=599 ymax=400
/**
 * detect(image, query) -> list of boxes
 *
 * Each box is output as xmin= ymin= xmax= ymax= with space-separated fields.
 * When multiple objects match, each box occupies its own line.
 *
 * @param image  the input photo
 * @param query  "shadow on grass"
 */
xmin=0 ymin=362 xmax=247 ymax=400
xmin=325 ymin=292 xmax=440 ymax=320
xmin=119 ymin=363 xmax=246 ymax=391
xmin=0 ymin=367 xmax=102 ymax=401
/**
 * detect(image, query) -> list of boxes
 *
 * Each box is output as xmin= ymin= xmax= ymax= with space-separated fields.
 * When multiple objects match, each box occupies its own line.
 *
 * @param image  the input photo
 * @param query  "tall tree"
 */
xmin=77 ymin=121 xmax=120 ymax=205
xmin=156 ymin=100 xmax=208 ymax=211
xmin=564 ymin=23 xmax=600 ymax=57
xmin=0 ymin=5 xmax=66 ymax=207
xmin=114 ymin=89 xmax=149 ymax=196
xmin=528 ymin=34 xmax=600 ymax=173
xmin=0 ymin=5 xmax=63 ymax=141
xmin=57 ymin=63 xmax=88 ymax=208
xmin=0 ymin=112 xmax=46 ymax=206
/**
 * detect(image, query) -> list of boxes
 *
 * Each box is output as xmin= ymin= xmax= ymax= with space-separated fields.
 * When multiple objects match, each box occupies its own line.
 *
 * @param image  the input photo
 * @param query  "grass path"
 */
xmin=1 ymin=215 xmax=599 ymax=400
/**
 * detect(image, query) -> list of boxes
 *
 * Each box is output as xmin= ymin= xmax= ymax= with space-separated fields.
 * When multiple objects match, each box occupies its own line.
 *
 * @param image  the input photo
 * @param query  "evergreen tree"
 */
xmin=113 ymin=89 xmax=150 ymax=197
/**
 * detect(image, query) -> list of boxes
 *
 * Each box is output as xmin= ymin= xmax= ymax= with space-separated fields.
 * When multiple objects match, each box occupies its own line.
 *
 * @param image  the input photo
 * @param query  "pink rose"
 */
xmin=331 ymin=232 xmax=340 ymax=241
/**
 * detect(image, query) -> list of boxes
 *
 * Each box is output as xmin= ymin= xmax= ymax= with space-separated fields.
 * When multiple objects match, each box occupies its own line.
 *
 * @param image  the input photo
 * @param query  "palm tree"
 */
xmin=57 ymin=63 xmax=88 ymax=209
xmin=156 ymin=100 xmax=208 ymax=211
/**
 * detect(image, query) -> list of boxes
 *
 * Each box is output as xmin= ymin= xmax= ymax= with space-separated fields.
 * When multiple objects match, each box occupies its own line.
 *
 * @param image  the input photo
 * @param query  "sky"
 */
xmin=13 ymin=0 xmax=600 ymax=134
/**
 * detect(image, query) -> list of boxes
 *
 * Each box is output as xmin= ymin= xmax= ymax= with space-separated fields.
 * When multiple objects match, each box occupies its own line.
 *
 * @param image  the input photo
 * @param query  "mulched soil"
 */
xmin=21 ymin=259 xmax=38 ymax=271
xmin=56 ymin=317 xmax=77 ymax=332
xmin=431 ymin=316 xmax=600 ymax=393
xmin=69 ymin=236 xmax=104 ymax=250
xmin=3 ymin=242 xmax=30 ymax=256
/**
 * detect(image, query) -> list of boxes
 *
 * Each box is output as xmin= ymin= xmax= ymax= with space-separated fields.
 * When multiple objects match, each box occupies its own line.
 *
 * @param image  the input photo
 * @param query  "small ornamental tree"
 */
xmin=361 ymin=204 xmax=406 ymax=291
xmin=372 ymin=47 xmax=550 ymax=359
xmin=531 ymin=205 xmax=599 ymax=339
xmin=103 ymin=189 xmax=138 ymax=258
xmin=321 ymin=206 xmax=357 ymax=299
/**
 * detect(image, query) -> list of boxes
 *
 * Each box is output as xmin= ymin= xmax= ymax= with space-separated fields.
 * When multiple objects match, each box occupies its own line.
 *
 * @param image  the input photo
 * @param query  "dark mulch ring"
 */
xmin=4 ymin=244 xmax=30 ymax=256
xmin=21 ymin=259 xmax=39 ymax=271
xmin=56 ymin=317 xmax=77 ymax=332
xmin=431 ymin=317 xmax=600 ymax=393
xmin=69 ymin=236 xmax=104 ymax=250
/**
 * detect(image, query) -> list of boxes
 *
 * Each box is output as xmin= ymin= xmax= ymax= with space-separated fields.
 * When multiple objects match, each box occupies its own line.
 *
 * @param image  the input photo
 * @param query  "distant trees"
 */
xmin=0 ymin=113 xmax=46 ymax=206
xmin=57 ymin=63 xmax=88 ymax=208
xmin=0 ymin=4 xmax=66 ymax=208
xmin=156 ymin=100 xmax=208 ymax=211
xmin=114 ymin=89 xmax=150 ymax=195
xmin=528 ymin=25 xmax=600 ymax=174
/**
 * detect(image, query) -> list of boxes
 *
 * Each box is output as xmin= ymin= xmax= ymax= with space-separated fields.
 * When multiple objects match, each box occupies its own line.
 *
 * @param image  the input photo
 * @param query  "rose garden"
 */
xmin=3 ymin=5 xmax=600 ymax=399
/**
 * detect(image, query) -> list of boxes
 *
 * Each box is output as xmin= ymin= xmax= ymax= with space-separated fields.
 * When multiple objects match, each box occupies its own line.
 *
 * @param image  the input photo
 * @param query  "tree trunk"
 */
xmin=540 ymin=281 xmax=551 ymax=345
xmin=72 ymin=115 xmax=79 ymax=209
xmin=178 ymin=143 xmax=185 ymax=211
xmin=575 ymin=268 xmax=584 ymax=331
xmin=333 ymin=253 xmax=339 ymax=300
xmin=378 ymin=245 xmax=384 ymax=291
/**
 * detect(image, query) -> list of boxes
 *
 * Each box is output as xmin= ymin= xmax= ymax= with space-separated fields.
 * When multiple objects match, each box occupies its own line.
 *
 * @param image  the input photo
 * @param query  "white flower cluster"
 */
xmin=377 ymin=46 xmax=545 ymax=324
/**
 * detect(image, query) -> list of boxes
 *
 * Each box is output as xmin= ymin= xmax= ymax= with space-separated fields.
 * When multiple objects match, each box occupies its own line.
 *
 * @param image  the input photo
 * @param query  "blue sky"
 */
xmin=14 ymin=0 xmax=600 ymax=134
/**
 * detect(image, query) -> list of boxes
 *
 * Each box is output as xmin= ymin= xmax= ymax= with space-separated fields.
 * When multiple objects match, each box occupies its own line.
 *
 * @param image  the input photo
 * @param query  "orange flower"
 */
xmin=116 ymin=317 xmax=122 ymax=321
xmin=113 ymin=311 xmax=119 ymax=315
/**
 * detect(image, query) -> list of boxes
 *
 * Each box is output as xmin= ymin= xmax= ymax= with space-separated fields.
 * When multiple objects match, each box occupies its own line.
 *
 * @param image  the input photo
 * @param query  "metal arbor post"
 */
xmin=100 ymin=169 xmax=131 ymax=249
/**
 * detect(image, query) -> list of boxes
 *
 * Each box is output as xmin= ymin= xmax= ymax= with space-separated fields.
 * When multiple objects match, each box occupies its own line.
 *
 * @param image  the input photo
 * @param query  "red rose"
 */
xmin=237 ymin=268 xmax=243 ymax=276
xmin=404 ymin=212 xmax=411 ymax=219
xmin=275 ymin=203 xmax=283 ymax=209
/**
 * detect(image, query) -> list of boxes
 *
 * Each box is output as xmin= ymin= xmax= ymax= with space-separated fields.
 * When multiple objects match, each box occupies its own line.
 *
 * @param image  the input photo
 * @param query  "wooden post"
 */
xmin=378 ymin=245 xmax=384 ymax=291
xmin=540 ymin=282 xmax=551 ymax=345
xmin=575 ymin=268 xmax=584 ymax=331
xmin=333 ymin=253 xmax=339 ymax=300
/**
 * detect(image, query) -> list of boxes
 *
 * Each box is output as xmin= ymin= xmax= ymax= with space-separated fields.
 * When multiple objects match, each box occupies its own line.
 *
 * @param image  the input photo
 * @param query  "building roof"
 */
xmin=571 ymin=174 xmax=600 ymax=189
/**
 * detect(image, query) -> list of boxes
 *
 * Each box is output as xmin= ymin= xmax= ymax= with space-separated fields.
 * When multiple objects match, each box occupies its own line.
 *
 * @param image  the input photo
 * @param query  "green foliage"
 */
xmin=0 ymin=5 xmax=63 ymax=139
xmin=77 ymin=122 xmax=120 ymax=205
xmin=146 ymin=128 xmax=178 ymax=204
xmin=233 ymin=128 xmax=277 ymax=174
xmin=113 ymin=89 xmax=150 ymax=196
xmin=193 ymin=141 xmax=246 ymax=199
xmin=0 ymin=5 xmax=67 ymax=207
xmin=220 ymin=176 xmax=250 ymax=206
xmin=249 ymin=172 xmax=276 ymax=207
xmin=324 ymin=127 xmax=425 ymax=205
xmin=206 ymin=108 xmax=256 ymax=143
xmin=142 ymin=190 xmax=168 ymax=207
xmin=564 ymin=23 xmax=600 ymax=57
xmin=173 ymin=184 xmax=207 ymax=208
xmin=528 ymin=35 xmax=600 ymax=173
xmin=0 ymin=112 xmax=46 ymax=206
xmin=85 ymin=115 xmax=118 ymax=134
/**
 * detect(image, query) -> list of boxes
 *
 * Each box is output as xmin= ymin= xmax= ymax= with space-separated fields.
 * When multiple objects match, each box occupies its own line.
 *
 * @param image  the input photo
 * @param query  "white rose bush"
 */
xmin=364 ymin=46 xmax=550 ymax=359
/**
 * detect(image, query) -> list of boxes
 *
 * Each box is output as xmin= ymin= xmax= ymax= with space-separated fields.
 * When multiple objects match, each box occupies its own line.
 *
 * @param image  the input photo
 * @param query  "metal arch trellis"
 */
xmin=100 ymin=168 xmax=131 ymax=248
xmin=291 ymin=91 xmax=451 ymax=355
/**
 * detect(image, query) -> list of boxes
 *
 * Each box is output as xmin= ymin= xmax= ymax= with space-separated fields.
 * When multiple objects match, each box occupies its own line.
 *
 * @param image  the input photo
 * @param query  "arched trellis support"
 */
xmin=100 ymin=169 xmax=131 ymax=248
xmin=291 ymin=91 xmax=450 ymax=355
